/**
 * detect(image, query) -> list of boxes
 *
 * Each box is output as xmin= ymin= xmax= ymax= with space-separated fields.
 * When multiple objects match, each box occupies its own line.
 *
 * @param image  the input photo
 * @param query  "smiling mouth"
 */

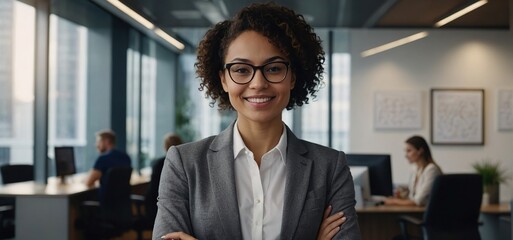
xmin=244 ymin=97 xmax=274 ymax=103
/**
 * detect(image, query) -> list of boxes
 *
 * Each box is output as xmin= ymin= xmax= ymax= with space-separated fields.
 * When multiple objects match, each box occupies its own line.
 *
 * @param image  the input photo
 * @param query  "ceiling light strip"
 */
xmin=154 ymin=28 xmax=185 ymax=50
xmin=435 ymin=0 xmax=488 ymax=27
xmin=106 ymin=0 xmax=185 ymax=50
xmin=361 ymin=32 xmax=429 ymax=57
xmin=106 ymin=0 xmax=154 ymax=29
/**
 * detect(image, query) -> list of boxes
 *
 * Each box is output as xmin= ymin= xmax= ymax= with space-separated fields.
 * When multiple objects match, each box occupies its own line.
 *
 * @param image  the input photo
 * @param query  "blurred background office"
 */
xmin=0 ymin=0 xmax=512 ymax=238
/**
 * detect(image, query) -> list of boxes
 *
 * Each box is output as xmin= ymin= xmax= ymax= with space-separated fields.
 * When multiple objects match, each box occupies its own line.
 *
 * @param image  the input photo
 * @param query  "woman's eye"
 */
xmin=265 ymin=63 xmax=286 ymax=74
xmin=234 ymin=68 xmax=249 ymax=73
xmin=231 ymin=65 xmax=252 ymax=74
xmin=267 ymin=66 xmax=281 ymax=73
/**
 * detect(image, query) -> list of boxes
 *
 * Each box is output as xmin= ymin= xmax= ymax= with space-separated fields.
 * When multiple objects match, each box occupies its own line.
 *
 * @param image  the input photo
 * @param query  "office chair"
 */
xmin=76 ymin=166 xmax=133 ymax=240
xmin=132 ymin=158 xmax=165 ymax=240
xmin=0 ymin=164 xmax=34 ymax=239
xmin=398 ymin=174 xmax=483 ymax=240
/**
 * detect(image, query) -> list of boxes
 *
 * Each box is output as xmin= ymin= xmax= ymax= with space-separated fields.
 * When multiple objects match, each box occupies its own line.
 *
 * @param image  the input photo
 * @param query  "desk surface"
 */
xmin=357 ymin=202 xmax=510 ymax=214
xmin=0 ymin=171 xmax=150 ymax=197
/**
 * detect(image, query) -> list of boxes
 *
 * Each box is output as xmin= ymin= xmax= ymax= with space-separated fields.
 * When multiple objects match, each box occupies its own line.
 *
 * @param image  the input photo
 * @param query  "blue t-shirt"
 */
xmin=93 ymin=149 xmax=132 ymax=199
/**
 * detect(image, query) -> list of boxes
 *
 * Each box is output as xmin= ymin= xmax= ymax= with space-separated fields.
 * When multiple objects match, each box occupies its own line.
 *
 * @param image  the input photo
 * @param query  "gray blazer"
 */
xmin=153 ymin=123 xmax=361 ymax=240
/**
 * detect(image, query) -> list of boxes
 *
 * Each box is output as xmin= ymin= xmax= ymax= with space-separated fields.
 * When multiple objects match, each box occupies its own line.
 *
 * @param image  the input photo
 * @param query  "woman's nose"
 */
xmin=249 ymin=69 xmax=268 ymax=89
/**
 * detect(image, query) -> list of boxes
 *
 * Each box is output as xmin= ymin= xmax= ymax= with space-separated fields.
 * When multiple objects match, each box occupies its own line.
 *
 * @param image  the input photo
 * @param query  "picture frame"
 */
xmin=374 ymin=91 xmax=422 ymax=129
xmin=431 ymin=89 xmax=484 ymax=145
xmin=497 ymin=89 xmax=513 ymax=131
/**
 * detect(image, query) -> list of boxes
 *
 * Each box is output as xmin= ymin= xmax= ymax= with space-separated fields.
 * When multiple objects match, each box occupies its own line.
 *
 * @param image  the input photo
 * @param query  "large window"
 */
xmin=301 ymin=30 xmax=351 ymax=150
xmin=2 ymin=0 xmax=180 ymax=176
xmin=48 ymin=14 xmax=88 ymax=157
xmin=127 ymin=31 xmax=178 ymax=170
xmin=177 ymin=54 xmax=223 ymax=142
xmin=48 ymin=0 xmax=113 ymax=173
xmin=331 ymin=53 xmax=351 ymax=151
xmin=126 ymin=30 xmax=142 ymax=168
xmin=0 ymin=0 xmax=35 ymax=165
xmin=47 ymin=13 xmax=93 ymax=174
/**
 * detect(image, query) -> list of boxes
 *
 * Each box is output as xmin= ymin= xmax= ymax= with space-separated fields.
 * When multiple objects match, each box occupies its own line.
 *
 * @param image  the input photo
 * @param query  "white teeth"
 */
xmin=246 ymin=97 xmax=272 ymax=103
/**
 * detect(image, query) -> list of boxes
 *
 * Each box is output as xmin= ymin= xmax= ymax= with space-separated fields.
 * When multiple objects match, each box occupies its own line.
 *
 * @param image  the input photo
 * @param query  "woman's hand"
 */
xmin=317 ymin=205 xmax=346 ymax=240
xmin=161 ymin=232 xmax=197 ymax=240
xmin=384 ymin=197 xmax=417 ymax=206
xmin=384 ymin=197 xmax=398 ymax=205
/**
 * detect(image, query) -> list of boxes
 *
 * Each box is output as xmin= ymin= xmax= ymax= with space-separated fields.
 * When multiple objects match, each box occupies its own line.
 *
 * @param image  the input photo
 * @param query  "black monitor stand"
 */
xmin=59 ymin=175 xmax=68 ymax=184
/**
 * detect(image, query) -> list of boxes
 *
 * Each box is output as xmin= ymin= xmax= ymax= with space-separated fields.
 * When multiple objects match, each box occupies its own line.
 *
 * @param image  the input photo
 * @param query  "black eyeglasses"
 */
xmin=224 ymin=61 xmax=290 ymax=84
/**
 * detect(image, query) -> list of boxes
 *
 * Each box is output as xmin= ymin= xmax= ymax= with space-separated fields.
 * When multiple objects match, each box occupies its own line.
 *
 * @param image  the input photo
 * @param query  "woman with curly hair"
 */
xmin=155 ymin=3 xmax=361 ymax=240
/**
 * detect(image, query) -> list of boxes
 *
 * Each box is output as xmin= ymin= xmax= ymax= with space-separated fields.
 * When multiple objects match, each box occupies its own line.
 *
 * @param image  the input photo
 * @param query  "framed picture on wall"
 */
xmin=431 ymin=89 xmax=484 ymax=145
xmin=374 ymin=91 xmax=422 ymax=129
xmin=497 ymin=89 xmax=513 ymax=130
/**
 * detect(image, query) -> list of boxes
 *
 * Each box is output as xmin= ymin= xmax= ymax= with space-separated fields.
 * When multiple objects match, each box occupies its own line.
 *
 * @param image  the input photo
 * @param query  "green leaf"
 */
xmin=472 ymin=159 xmax=510 ymax=186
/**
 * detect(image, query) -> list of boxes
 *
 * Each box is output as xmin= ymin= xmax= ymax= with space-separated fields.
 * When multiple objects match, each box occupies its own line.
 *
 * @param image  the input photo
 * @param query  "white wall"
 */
xmin=348 ymin=29 xmax=513 ymax=202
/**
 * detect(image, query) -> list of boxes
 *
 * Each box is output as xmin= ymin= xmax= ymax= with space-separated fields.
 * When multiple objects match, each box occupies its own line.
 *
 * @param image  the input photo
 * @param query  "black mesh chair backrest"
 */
xmin=146 ymin=158 xmax=165 ymax=223
xmin=0 ymin=164 xmax=34 ymax=184
xmin=101 ymin=166 xmax=133 ymax=227
xmin=423 ymin=174 xmax=483 ymax=229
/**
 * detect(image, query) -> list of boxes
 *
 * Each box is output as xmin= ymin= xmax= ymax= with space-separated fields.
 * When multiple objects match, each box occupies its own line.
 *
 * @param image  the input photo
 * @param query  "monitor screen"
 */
xmin=346 ymin=154 xmax=393 ymax=197
xmin=349 ymin=166 xmax=371 ymax=207
xmin=54 ymin=146 xmax=77 ymax=177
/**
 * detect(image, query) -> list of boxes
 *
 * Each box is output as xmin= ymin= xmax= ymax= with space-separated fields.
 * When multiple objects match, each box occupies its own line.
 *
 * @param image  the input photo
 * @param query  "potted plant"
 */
xmin=472 ymin=160 xmax=509 ymax=204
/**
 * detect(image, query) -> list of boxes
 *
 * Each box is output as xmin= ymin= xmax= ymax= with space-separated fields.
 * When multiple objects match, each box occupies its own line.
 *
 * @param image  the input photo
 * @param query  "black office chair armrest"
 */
xmin=398 ymin=215 xmax=424 ymax=240
xmin=131 ymin=194 xmax=145 ymax=217
xmin=398 ymin=215 xmax=424 ymax=226
xmin=131 ymin=194 xmax=145 ymax=202
xmin=82 ymin=200 xmax=100 ymax=207
xmin=0 ymin=205 xmax=13 ymax=212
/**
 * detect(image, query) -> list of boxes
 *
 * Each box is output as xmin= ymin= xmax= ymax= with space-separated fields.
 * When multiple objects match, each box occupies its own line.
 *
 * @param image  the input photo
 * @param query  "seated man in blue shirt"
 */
xmin=85 ymin=129 xmax=132 ymax=189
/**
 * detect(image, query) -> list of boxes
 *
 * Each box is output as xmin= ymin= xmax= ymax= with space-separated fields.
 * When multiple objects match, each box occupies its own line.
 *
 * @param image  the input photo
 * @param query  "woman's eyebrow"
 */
xmin=264 ymin=56 xmax=286 ymax=63
xmin=229 ymin=58 xmax=251 ymax=63
xmin=228 ymin=56 xmax=286 ymax=64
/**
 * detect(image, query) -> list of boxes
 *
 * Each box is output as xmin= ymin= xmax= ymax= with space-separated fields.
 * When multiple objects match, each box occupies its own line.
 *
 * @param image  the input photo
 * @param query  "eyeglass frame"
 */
xmin=223 ymin=61 xmax=290 ymax=85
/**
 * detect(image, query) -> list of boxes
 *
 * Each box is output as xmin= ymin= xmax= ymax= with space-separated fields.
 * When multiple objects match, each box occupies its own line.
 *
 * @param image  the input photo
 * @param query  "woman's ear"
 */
xmin=220 ymin=70 xmax=228 ymax=92
xmin=418 ymin=148 xmax=425 ymax=157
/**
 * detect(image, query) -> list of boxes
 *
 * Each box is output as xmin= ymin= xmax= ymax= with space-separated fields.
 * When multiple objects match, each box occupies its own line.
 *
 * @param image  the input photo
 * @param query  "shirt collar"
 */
xmin=233 ymin=121 xmax=288 ymax=164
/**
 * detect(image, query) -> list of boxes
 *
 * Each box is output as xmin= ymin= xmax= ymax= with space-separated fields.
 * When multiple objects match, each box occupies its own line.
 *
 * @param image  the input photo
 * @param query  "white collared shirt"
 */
xmin=233 ymin=122 xmax=287 ymax=240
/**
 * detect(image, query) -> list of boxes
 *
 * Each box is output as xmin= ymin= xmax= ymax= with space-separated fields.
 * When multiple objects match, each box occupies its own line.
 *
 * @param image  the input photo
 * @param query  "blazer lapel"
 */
xmin=281 ymin=127 xmax=313 ymax=240
xmin=207 ymin=123 xmax=243 ymax=239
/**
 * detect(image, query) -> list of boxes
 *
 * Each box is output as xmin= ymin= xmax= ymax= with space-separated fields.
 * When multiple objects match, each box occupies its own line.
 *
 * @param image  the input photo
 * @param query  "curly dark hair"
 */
xmin=196 ymin=2 xmax=325 ymax=110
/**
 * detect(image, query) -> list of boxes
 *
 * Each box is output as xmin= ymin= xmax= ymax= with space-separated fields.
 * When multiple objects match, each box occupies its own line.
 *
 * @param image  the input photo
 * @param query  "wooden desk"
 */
xmin=0 ymin=172 xmax=150 ymax=240
xmin=356 ymin=203 xmax=510 ymax=240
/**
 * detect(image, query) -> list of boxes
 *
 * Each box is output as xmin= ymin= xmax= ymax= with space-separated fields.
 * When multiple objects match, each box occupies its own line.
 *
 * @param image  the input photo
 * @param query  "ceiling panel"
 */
xmin=446 ymin=0 xmax=509 ymax=28
xmin=377 ymin=0 xmax=509 ymax=28
xmin=376 ymin=0 xmax=468 ymax=27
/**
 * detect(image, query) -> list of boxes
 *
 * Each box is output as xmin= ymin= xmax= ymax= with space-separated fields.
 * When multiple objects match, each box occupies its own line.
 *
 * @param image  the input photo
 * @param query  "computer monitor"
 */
xmin=54 ymin=146 xmax=77 ymax=184
xmin=346 ymin=154 xmax=393 ymax=197
xmin=349 ymin=166 xmax=371 ymax=208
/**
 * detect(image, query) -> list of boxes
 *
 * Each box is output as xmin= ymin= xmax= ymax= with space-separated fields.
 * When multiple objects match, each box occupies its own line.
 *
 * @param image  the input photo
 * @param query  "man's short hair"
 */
xmin=164 ymin=133 xmax=183 ymax=151
xmin=96 ymin=129 xmax=116 ymax=145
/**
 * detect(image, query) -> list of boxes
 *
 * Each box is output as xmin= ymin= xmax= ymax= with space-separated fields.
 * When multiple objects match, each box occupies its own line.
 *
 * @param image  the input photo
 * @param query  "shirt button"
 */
xmin=257 ymin=199 xmax=261 ymax=203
